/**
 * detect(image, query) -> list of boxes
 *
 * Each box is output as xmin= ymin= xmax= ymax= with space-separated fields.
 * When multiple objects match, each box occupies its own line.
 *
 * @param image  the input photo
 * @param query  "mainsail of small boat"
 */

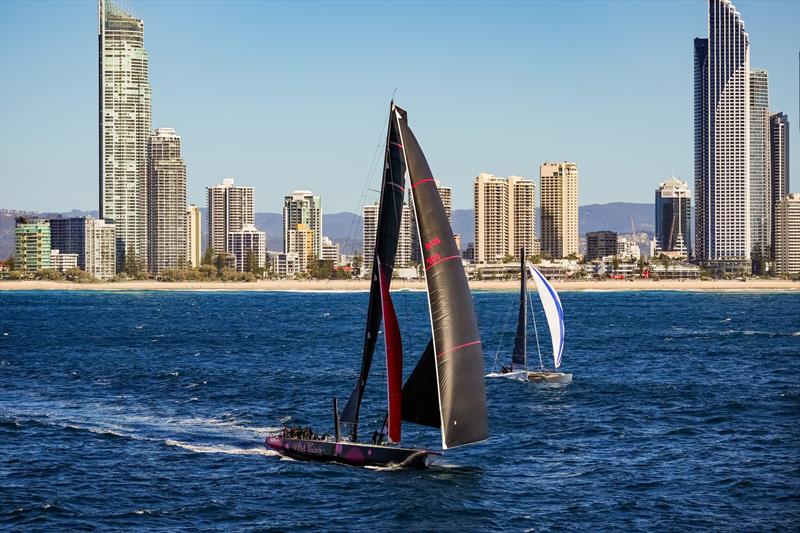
xmin=487 ymin=248 xmax=572 ymax=384
xmin=266 ymin=103 xmax=488 ymax=467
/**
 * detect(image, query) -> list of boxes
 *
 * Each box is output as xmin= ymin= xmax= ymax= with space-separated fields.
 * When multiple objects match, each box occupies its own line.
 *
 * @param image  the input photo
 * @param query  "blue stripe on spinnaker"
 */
xmin=531 ymin=266 xmax=564 ymax=366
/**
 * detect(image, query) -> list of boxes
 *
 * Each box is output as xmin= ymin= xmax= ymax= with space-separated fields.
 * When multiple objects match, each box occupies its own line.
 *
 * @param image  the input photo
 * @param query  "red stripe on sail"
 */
xmin=412 ymin=178 xmax=435 ymax=189
xmin=436 ymin=340 xmax=482 ymax=359
xmin=425 ymin=255 xmax=461 ymax=271
xmin=378 ymin=263 xmax=403 ymax=443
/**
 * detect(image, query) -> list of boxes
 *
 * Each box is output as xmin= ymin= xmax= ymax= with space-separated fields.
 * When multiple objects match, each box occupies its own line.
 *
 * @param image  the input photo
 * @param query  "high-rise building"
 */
xmin=774 ymin=193 xmax=800 ymax=276
xmin=474 ymin=174 xmax=509 ymax=263
xmin=749 ymin=69 xmax=771 ymax=260
xmin=586 ymin=231 xmax=618 ymax=261
xmin=655 ymin=178 xmax=692 ymax=257
xmin=286 ymin=224 xmax=314 ymax=272
xmin=362 ymin=203 xmax=379 ymax=265
xmin=509 ymin=176 xmax=537 ymax=257
xmin=186 ymin=205 xmax=201 ymax=267
xmin=397 ymin=202 xmax=413 ymax=267
xmin=694 ymin=0 xmax=751 ymax=275
xmin=540 ymin=163 xmax=579 ymax=259
xmin=473 ymin=174 xmax=537 ymax=263
xmin=147 ymin=128 xmax=187 ymax=273
xmin=50 ymin=216 xmax=117 ymax=279
xmin=227 ymin=224 xmax=266 ymax=273
xmin=207 ymin=178 xmax=255 ymax=255
xmin=99 ymin=0 xmax=152 ymax=270
xmin=770 ymin=112 xmax=790 ymax=258
xmin=15 ymin=218 xmax=51 ymax=272
xmin=283 ymin=191 xmax=322 ymax=258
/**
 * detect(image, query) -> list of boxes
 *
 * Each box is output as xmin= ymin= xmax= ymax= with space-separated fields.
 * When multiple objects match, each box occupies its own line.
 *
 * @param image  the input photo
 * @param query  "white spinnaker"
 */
xmin=528 ymin=265 xmax=565 ymax=369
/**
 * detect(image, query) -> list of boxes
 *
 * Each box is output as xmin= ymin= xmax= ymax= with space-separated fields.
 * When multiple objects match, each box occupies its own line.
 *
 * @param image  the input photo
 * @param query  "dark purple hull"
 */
xmin=265 ymin=436 xmax=429 ymax=468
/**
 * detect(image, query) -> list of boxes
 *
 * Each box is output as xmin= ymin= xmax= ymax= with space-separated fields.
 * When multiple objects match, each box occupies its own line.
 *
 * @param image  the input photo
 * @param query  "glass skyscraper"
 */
xmin=694 ymin=0 xmax=751 ymax=275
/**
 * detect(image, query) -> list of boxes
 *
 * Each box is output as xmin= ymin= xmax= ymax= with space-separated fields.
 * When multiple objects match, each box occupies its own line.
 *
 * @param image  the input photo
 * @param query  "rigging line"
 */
xmin=528 ymin=275 xmax=544 ymax=371
xmin=343 ymin=106 xmax=391 ymax=259
xmin=491 ymin=288 xmax=516 ymax=373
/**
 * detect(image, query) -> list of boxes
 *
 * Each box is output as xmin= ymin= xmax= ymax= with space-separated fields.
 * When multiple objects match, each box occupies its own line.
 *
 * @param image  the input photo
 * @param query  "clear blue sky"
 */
xmin=1 ymin=0 xmax=798 ymax=213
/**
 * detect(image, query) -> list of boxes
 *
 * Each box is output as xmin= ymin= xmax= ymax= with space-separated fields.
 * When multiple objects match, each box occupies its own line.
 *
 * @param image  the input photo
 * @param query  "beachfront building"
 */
xmin=283 ymin=191 xmax=322 ymax=259
xmin=694 ymin=0 xmax=751 ymax=275
xmin=50 ymin=250 xmax=79 ymax=272
xmin=227 ymin=224 xmax=266 ymax=273
xmin=321 ymin=237 xmax=340 ymax=264
xmin=50 ymin=216 xmax=118 ymax=280
xmin=473 ymin=173 xmax=537 ymax=263
xmin=147 ymin=127 xmax=187 ymax=274
xmin=207 ymin=178 xmax=255 ymax=255
xmin=770 ymin=112 xmax=790 ymax=259
xmin=14 ymin=218 xmax=51 ymax=272
xmin=586 ymin=231 xmax=617 ymax=261
xmin=655 ymin=178 xmax=691 ymax=258
xmin=286 ymin=224 xmax=314 ymax=273
xmin=774 ymin=193 xmax=800 ymax=276
xmin=99 ymin=0 xmax=152 ymax=270
xmin=540 ymin=163 xmax=578 ymax=259
xmin=362 ymin=203 xmax=378 ymax=272
xmin=186 ymin=205 xmax=201 ymax=267
xmin=749 ymin=69 xmax=770 ymax=263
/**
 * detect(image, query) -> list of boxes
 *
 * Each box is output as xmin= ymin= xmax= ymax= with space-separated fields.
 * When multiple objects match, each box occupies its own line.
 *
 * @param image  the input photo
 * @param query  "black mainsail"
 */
xmin=395 ymin=107 xmax=488 ymax=450
xmin=340 ymin=105 xmax=407 ymax=438
xmin=512 ymin=248 xmax=527 ymax=368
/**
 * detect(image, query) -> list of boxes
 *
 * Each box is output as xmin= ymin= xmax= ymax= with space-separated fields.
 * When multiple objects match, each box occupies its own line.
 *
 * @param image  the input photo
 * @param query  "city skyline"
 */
xmin=1 ymin=0 xmax=798 ymax=214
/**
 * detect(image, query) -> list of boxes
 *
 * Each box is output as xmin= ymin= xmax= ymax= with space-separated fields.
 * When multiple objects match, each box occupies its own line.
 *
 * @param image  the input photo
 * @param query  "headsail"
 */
xmin=528 ymin=265 xmax=565 ymax=369
xmin=377 ymin=257 xmax=403 ymax=443
xmin=340 ymin=104 xmax=407 ymax=437
xmin=395 ymin=106 xmax=488 ymax=450
xmin=511 ymin=248 xmax=527 ymax=368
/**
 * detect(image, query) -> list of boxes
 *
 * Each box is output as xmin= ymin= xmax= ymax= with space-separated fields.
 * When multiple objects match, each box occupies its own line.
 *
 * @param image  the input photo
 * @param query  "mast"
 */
xmin=395 ymin=106 xmax=488 ymax=450
xmin=340 ymin=103 xmax=407 ymax=440
xmin=511 ymin=247 xmax=527 ymax=370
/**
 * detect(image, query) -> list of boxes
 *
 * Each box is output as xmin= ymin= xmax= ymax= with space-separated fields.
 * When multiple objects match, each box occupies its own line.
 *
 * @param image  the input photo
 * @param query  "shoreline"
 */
xmin=0 ymin=279 xmax=797 ymax=292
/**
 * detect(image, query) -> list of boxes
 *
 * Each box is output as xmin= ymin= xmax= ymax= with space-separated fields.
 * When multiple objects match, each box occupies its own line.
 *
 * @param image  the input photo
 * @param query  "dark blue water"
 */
xmin=1 ymin=290 xmax=798 ymax=531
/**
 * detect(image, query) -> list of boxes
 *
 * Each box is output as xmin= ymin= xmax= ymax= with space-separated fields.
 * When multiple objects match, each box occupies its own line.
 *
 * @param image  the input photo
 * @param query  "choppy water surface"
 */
xmin=1 ymin=290 xmax=798 ymax=531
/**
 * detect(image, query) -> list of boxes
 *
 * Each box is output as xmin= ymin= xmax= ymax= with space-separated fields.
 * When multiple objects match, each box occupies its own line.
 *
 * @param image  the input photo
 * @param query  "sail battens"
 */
xmin=435 ymin=339 xmax=482 ymax=359
xmin=411 ymin=177 xmax=436 ymax=189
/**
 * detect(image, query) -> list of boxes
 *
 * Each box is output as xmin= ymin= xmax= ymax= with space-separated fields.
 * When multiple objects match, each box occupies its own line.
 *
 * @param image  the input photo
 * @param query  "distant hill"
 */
xmin=1 ymin=202 xmax=654 ymax=260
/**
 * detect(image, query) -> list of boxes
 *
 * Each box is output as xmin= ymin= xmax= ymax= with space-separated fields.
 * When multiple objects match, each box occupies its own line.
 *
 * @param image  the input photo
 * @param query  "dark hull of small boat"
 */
xmin=265 ymin=436 xmax=429 ymax=468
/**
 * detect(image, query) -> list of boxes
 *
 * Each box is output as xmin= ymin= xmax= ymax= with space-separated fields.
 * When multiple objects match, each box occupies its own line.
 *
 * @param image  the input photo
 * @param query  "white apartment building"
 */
xmin=147 ymin=127 xmax=187 ymax=274
xmin=774 ymin=193 xmax=800 ymax=276
xmin=99 ymin=0 xmax=151 ymax=269
xmin=694 ymin=0 xmax=751 ymax=274
xmin=540 ymin=163 xmax=579 ymax=259
xmin=227 ymin=224 xmax=266 ymax=273
xmin=472 ymin=174 xmax=537 ymax=263
xmin=186 ymin=205 xmax=201 ymax=267
xmin=207 ymin=178 xmax=255 ymax=254
xmin=50 ymin=250 xmax=79 ymax=272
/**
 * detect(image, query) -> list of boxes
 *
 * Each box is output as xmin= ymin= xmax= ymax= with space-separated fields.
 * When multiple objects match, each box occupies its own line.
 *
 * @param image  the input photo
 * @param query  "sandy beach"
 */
xmin=0 ymin=278 xmax=796 ymax=292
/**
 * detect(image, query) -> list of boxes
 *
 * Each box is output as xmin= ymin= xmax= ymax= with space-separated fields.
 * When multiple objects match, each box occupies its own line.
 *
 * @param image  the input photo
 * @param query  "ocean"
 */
xmin=1 ymin=290 xmax=798 ymax=531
